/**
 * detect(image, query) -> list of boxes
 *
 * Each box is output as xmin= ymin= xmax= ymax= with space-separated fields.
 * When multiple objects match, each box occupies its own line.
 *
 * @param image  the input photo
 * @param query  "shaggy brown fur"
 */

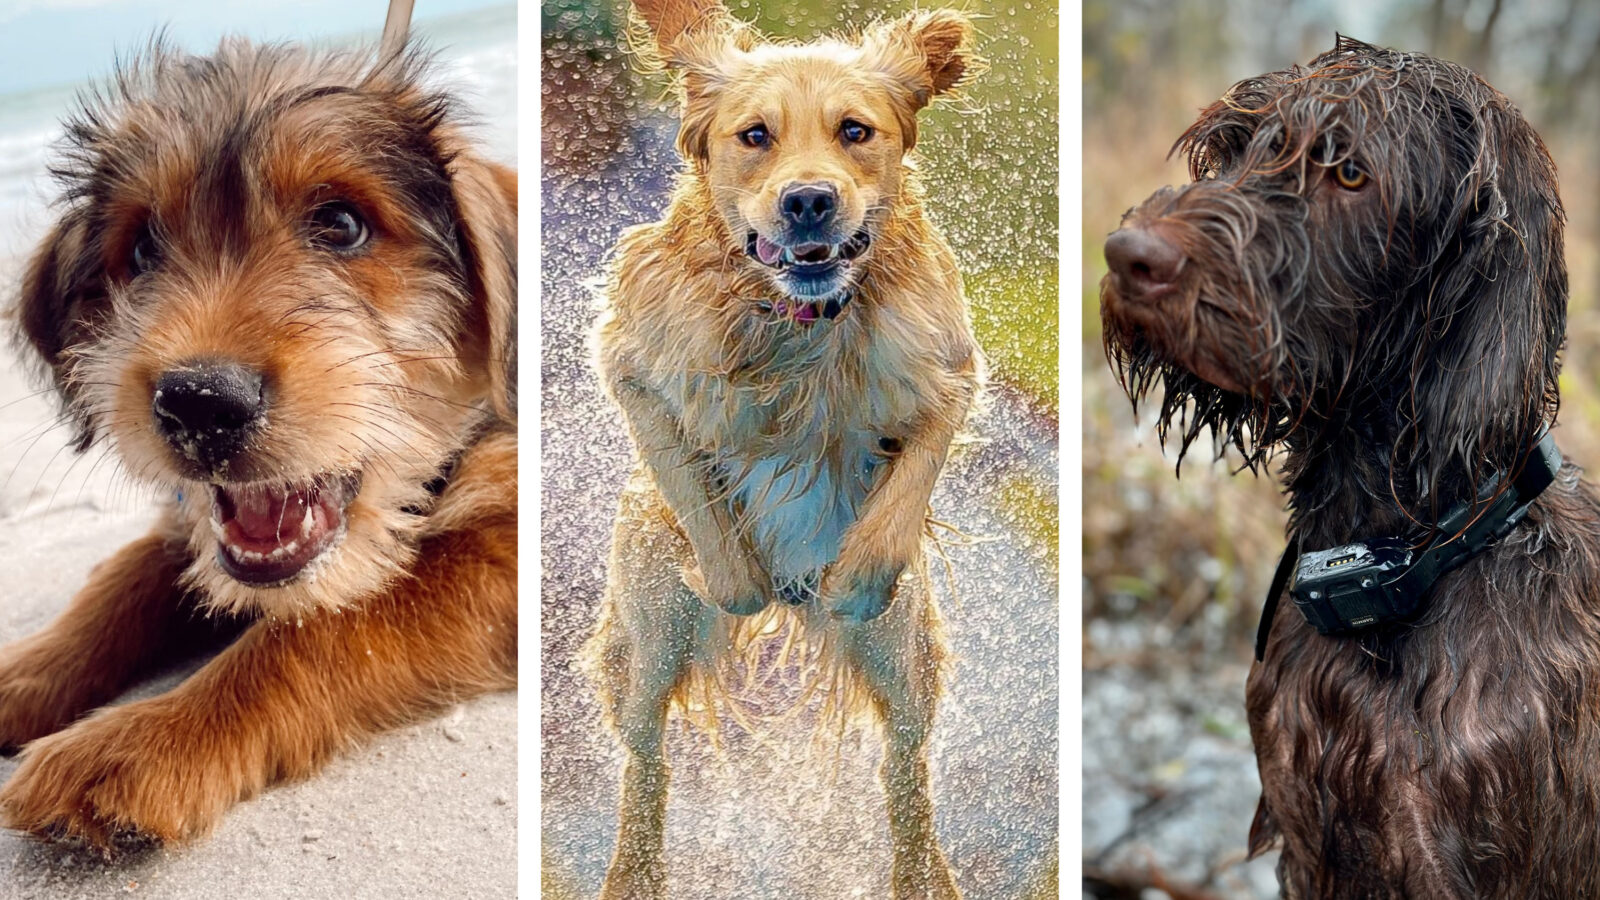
xmin=1100 ymin=38 xmax=1597 ymax=898
xmin=0 ymin=40 xmax=516 ymax=848
xmin=588 ymin=0 xmax=982 ymax=897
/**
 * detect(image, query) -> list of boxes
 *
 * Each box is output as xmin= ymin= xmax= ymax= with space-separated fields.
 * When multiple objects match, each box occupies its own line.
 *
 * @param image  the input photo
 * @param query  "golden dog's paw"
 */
xmin=599 ymin=861 xmax=667 ymax=900
xmin=891 ymin=848 xmax=963 ymax=900
xmin=0 ymin=700 xmax=241 ymax=850
xmin=682 ymin=553 xmax=771 ymax=616
xmin=820 ymin=558 xmax=904 ymax=622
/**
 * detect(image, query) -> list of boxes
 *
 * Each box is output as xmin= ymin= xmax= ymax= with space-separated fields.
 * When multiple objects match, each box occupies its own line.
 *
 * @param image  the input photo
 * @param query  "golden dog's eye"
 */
xmin=737 ymin=124 xmax=770 ymax=148
xmin=1333 ymin=159 xmax=1368 ymax=190
xmin=309 ymin=201 xmax=371 ymax=252
xmin=130 ymin=225 xmax=160 ymax=276
xmin=840 ymin=119 xmax=873 ymax=143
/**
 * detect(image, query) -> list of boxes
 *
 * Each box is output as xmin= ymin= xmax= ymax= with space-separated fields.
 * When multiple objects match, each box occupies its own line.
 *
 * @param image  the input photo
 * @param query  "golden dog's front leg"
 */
xmin=0 ymin=526 xmax=202 ymax=751
xmin=822 ymin=404 xmax=966 ymax=622
xmin=611 ymin=378 xmax=772 ymax=615
xmin=0 ymin=523 xmax=515 ymax=849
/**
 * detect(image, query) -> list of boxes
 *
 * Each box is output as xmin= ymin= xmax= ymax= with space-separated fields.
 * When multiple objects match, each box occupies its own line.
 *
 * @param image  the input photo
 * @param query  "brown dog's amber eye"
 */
xmin=737 ymin=125 xmax=770 ymax=148
xmin=1334 ymin=159 xmax=1368 ymax=190
xmin=840 ymin=120 xmax=873 ymax=143
xmin=130 ymin=226 xmax=159 ymax=276
xmin=309 ymin=202 xmax=371 ymax=253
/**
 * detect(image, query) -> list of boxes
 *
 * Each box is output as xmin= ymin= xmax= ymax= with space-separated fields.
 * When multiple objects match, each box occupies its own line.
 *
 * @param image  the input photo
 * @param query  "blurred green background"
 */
xmin=1083 ymin=1 xmax=1600 ymax=897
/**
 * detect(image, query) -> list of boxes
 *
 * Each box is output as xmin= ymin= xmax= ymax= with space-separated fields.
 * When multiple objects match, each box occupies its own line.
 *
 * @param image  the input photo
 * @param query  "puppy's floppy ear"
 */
xmin=450 ymin=157 xmax=518 ymax=422
xmin=14 ymin=211 xmax=103 ymax=450
xmin=864 ymin=9 xmax=978 ymax=124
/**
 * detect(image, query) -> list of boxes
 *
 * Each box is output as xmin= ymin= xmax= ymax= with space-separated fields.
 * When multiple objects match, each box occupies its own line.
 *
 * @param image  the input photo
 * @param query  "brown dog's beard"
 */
xmin=18 ymin=42 xmax=517 ymax=619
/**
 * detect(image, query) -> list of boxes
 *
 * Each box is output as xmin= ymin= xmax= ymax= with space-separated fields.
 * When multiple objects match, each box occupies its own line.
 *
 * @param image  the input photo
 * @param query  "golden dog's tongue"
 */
xmin=754 ymin=234 xmax=783 ymax=265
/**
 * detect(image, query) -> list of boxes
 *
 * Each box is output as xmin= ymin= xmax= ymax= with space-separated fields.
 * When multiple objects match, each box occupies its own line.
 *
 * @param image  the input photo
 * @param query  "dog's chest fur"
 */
xmin=662 ymin=318 xmax=925 ymax=591
xmin=1248 ymin=486 xmax=1600 ymax=896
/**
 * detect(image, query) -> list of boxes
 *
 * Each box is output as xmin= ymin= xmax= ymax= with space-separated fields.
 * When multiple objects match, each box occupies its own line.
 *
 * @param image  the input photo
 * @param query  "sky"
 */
xmin=0 ymin=0 xmax=505 ymax=95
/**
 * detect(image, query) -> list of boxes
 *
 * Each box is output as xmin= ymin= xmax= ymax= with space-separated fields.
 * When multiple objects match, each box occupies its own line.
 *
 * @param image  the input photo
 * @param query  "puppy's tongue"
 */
xmin=754 ymin=234 xmax=783 ymax=266
xmin=229 ymin=485 xmax=312 ymax=543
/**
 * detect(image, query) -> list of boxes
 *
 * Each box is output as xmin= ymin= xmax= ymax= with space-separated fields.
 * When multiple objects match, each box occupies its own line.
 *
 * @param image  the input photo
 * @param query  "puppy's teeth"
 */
xmin=781 ymin=248 xmax=796 ymax=264
xmin=826 ymin=244 xmax=839 ymax=260
xmin=300 ymin=504 xmax=315 ymax=538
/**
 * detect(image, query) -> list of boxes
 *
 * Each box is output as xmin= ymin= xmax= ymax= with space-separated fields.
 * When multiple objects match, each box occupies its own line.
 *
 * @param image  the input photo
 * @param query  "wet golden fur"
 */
xmin=0 ymin=41 xmax=516 ymax=848
xmin=587 ymin=0 xmax=983 ymax=896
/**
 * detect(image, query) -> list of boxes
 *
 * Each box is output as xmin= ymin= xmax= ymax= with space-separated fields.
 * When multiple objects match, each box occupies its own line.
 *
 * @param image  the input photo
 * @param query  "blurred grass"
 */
xmin=998 ymin=471 xmax=1060 ymax=576
xmin=971 ymin=265 xmax=1059 ymax=413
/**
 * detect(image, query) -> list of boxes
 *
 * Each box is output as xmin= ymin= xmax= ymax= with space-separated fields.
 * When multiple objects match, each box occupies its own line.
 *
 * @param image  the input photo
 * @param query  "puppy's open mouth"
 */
xmin=745 ymin=230 xmax=872 ymax=312
xmin=208 ymin=473 xmax=360 ymax=585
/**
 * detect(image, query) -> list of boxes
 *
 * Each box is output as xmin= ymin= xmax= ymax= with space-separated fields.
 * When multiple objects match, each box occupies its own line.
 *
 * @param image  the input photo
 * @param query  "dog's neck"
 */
xmin=1277 ymin=411 xmax=1543 ymax=550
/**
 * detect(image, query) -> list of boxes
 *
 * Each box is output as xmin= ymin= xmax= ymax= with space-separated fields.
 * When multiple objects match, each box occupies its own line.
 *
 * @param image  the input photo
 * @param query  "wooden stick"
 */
xmin=380 ymin=0 xmax=415 ymax=59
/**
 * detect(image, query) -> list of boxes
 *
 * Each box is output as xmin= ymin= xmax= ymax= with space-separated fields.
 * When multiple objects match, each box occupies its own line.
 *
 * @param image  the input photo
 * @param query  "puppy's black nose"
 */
xmin=780 ymin=183 xmax=838 ymax=232
xmin=152 ymin=362 xmax=266 ymax=471
xmin=1105 ymin=226 xmax=1184 ymax=298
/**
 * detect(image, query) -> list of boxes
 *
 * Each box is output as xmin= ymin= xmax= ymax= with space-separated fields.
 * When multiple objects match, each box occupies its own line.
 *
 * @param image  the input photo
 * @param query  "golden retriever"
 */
xmin=587 ymin=0 xmax=983 ymax=896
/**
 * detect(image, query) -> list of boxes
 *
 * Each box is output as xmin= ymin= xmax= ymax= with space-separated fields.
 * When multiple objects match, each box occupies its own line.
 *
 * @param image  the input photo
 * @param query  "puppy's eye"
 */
xmin=129 ymin=225 xmax=160 ymax=276
xmin=309 ymin=201 xmax=370 ymax=252
xmin=840 ymin=119 xmax=873 ymax=143
xmin=1333 ymin=159 xmax=1369 ymax=190
xmin=737 ymin=125 xmax=770 ymax=148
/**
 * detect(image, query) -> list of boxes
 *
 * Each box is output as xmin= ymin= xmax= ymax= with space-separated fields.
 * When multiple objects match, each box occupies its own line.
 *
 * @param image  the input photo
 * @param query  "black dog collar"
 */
xmin=1255 ymin=431 xmax=1563 ymax=660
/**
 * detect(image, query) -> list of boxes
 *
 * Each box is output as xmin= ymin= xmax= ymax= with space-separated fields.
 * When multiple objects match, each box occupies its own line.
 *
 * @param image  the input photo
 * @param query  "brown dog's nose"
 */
xmin=153 ymin=361 xmax=267 ymax=472
xmin=1105 ymin=227 xmax=1183 ymax=297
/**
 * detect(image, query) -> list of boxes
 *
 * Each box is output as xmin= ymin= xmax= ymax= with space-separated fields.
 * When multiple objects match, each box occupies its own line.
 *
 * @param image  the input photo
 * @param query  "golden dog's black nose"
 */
xmin=780 ymin=183 xmax=838 ymax=233
xmin=153 ymin=361 xmax=267 ymax=470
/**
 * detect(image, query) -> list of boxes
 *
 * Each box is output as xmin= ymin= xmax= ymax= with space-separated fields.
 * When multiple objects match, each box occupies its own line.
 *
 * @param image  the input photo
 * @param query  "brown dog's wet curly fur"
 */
xmin=1102 ymin=38 xmax=1600 ymax=898
xmin=0 ymin=40 xmax=516 ymax=849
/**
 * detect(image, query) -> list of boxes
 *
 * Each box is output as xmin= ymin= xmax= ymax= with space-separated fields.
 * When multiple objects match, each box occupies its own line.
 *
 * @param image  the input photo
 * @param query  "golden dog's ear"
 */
xmin=632 ymin=0 xmax=731 ymax=59
xmin=632 ymin=0 xmax=751 ymax=163
xmin=15 ymin=212 xmax=102 ymax=450
xmin=451 ymin=158 xmax=518 ymax=422
xmin=864 ymin=9 xmax=978 ymax=145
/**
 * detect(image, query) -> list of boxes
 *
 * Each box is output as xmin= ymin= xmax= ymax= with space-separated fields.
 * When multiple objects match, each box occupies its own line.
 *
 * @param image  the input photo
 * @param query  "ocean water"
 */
xmin=0 ymin=2 xmax=516 ymax=265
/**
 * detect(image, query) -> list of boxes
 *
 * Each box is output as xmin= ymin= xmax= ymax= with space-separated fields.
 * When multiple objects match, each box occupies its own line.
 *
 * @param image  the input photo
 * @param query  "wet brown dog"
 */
xmin=1103 ymin=38 xmax=1595 ymax=898
xmin=0 ymin=41 xmax=516 ymax=848
xmin=589 ymin=0 xmax=982 ymax=897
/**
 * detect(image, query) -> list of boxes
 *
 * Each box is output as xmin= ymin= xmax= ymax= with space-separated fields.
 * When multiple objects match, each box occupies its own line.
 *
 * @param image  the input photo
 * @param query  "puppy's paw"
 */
xmin=682 ymin=552 xmax=772 ymax=616
xmin=0 ymin=641 xmax=100 ymax=751
xmin=0 ymin=699 xmax=243 ymax=850
xmin=820 ymin=559 xmax=904 ymax=622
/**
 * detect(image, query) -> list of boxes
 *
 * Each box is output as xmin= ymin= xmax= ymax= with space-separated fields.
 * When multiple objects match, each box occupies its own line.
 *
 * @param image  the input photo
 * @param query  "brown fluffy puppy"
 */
xmin=589 ymin=0 xmax=983 ymax=897
xmin=0 ymin=41 xmax=516 ymax=848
